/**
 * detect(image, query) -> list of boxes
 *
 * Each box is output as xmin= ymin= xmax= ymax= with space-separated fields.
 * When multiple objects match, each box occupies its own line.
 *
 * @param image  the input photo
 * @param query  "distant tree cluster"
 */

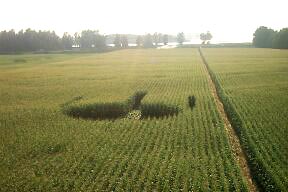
xmin=79 ymin=30 xmax=106 ymax=49
xmin=131 ymin=32 xmax=184 ymax=48
xmin=133 ymin=33 xmax=166 ymax=48
xmin=113 ymin=34 xmax=128 ymax=48
xmin=200 ymin=31 xmax=212 ymax=44
xmin=134 ymin=33 xmax=166 ymax=48
xmin=0 ymin=29 xmax=106 ymax=53
xmin=253 ymin=26 xmax=288 ymax=49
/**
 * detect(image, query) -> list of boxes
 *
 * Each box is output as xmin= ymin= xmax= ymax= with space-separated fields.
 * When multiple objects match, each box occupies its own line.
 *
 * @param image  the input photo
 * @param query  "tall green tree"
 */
xmin=163 ymin=34 xmax=168 ymax=45
xmin=0 ymin=30 xmax=16 ymax=52
xmin=253 ymin=26 xmax=276 ymax=48
xmin=80 ymin=30 xmax=96 ymax=49
xmin=136 ymin=35 xmax=143 ymax=47
xmin=121 ymin=35 xmax=129 ymax=48
xmin=113 ymin=34 xmax=121 ymax=48
xmin=80 ymin=30 xmax=106 ymax=49
xmin=273 ymin=28 xmax=288 ymax=49
xmin=62 ymin=32 xmax=73 ymax=50
xmin=74 ymin=32 xmax=81 ymax=48
xmin=143 ymin=34 xmax=154 ymax=48
xmin=177 ymin=32 xmax=185 ymax=45
xmin=153 ymin=33 xmax=161 ymax=46
xmin=206 ymin=31 xmax=212 ymax=44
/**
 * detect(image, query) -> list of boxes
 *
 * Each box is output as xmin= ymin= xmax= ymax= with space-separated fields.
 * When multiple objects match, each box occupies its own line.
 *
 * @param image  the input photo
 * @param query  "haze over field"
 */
xmin=0 ymin=0 xmax=287 ymax=190
xmin=1 ymin=0 xmax=287 ymax=43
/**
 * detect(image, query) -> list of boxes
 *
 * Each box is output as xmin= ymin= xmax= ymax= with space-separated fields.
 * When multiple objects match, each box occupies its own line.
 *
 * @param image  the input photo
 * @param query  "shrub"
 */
xmin=188 ymin=95 xmax=196 ymax=109
xmin=141 ymin=103 xmax=180 ymax=119
xmin=127 ymin=90 xmax=147 ymax=110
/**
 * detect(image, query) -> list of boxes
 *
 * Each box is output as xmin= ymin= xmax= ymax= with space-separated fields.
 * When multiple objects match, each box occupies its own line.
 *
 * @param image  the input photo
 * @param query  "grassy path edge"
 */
xmin=198 ymin=47 xmax=258 ymax=192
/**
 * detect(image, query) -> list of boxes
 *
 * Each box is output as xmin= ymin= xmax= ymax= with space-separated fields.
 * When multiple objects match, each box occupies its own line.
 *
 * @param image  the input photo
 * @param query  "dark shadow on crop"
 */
xmin=62 ymin=91 xmax=147 ymax=120
xmin=13 ymin=58 xmax=27 ymax=63
xmin=188 ymin=95 xmax=196 ymax=110
xmin=61 ymin=91 xmax=181 ymax=120
xmin=140 ymin=103 xmax=180 ymax=119
xmin=62 ymin=102 xmax=129 ymax=120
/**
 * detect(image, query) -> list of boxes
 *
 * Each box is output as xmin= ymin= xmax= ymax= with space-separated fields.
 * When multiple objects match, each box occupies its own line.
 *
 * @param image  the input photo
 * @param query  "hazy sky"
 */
xmin=1 ymin=0 xmax=287 ymax=43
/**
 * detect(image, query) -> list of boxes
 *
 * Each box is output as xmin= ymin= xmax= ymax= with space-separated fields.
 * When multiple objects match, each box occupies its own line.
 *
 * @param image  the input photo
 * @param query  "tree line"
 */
xmin=111 ymin=33 xmax=170 ymax=48
xmin=0 ymin=29 xmax=107 ymax=53
xmin=135 ymin=33 xmax=170 ymax=48
xmin=0 ymin=29 xmax=190 ymax=53
xmin=253 ymin=26 xmax=288 ymax=49
xmin=1 ymin=26 xmax=287 ymax=53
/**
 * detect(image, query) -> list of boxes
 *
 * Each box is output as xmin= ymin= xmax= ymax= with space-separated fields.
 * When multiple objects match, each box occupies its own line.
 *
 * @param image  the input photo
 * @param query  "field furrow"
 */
xmin=199 ymin=48 xmax=257 ymax=192
xmin=202 ymin=48 xmax=288 ymax=191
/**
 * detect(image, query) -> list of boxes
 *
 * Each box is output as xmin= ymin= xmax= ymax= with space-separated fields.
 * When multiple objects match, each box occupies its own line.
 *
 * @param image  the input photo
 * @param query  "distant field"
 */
xmin=0 ymin=49 xmax=248 ymax=191
xmin=203 ymin=48 xmax=288 ymax=191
